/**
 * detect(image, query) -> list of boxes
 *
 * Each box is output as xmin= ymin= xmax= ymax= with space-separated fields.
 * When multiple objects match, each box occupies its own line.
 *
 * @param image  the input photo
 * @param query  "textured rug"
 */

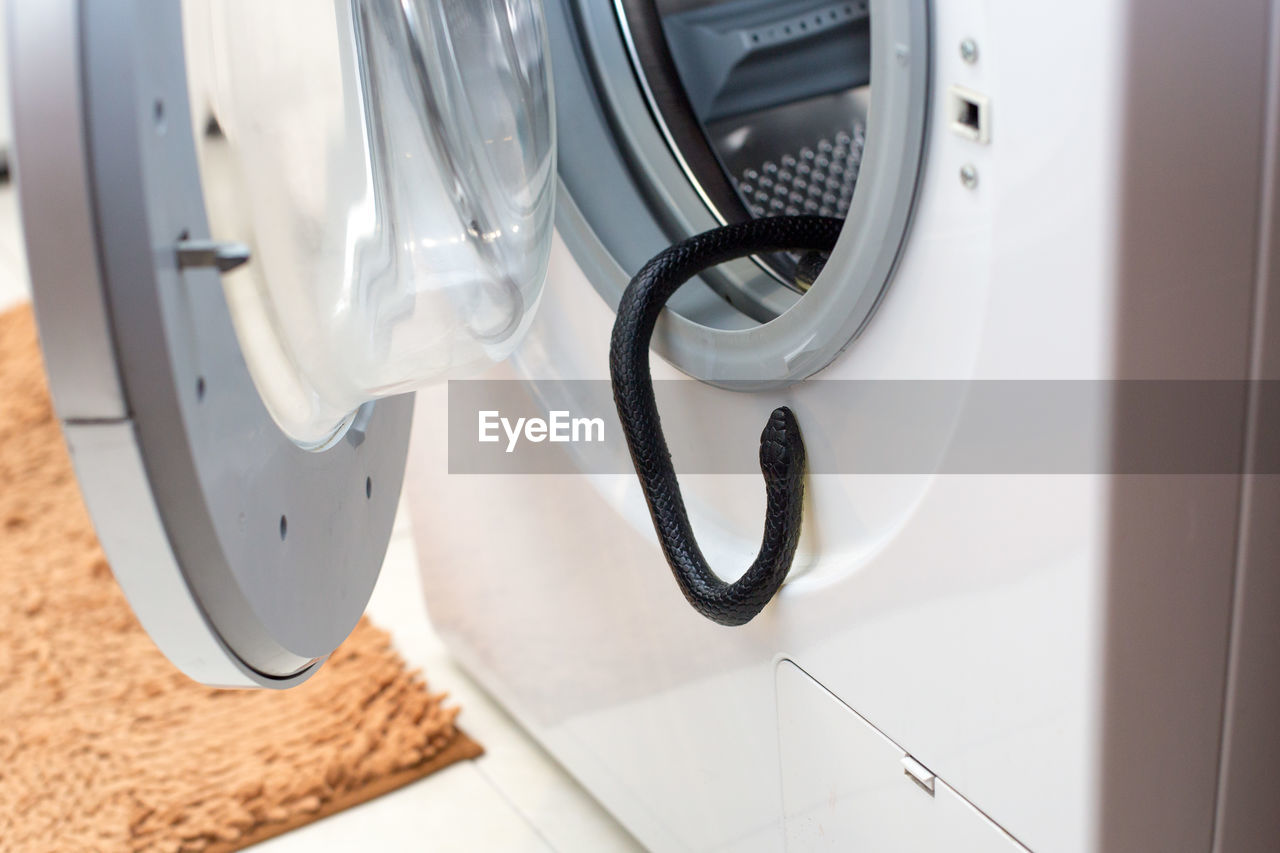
xmin=0 ymin=304 xmax=482 ymax=852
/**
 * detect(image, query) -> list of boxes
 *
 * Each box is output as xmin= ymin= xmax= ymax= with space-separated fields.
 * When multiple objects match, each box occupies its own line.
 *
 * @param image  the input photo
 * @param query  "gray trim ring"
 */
xmin=553 ymin=0 xmax=931 ymax=387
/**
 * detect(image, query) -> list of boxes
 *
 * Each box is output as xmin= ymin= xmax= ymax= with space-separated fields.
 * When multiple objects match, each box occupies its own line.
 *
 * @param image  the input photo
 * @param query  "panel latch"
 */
xmin=901 ymin=755 xmax=936 ymax=796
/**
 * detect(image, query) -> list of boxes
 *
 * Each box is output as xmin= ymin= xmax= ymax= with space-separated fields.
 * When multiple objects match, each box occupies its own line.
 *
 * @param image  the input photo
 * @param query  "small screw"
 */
xmin=960 ymin=38 xmax=979 ymax=64
xmin=960 ymin=164 xmax=979 ymax=189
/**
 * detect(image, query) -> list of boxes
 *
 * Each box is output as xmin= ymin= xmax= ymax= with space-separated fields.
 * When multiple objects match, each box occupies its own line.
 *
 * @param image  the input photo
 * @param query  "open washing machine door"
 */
xmin=6 ymin=0 xmax=556 ymax=687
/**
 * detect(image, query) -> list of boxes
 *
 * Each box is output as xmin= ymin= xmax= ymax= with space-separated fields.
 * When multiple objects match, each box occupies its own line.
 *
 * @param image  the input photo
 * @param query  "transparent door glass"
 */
xmin=183 ymin=0 xmax=556 ymax=447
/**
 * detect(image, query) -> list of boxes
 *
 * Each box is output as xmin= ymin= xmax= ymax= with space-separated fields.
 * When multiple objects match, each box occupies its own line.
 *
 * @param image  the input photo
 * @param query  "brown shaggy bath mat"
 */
xmin=0 ymin=304 xmax=481 ymax=852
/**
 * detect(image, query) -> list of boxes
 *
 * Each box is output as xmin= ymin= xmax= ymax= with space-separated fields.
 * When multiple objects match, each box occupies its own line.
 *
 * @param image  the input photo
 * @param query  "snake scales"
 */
xmin=609 ymin=215 xmax=843 ymax=626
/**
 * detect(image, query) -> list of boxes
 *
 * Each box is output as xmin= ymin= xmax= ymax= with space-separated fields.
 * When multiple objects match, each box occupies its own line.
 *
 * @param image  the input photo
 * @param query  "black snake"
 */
xmin=609 ymin=215 xmax=844 ymax=626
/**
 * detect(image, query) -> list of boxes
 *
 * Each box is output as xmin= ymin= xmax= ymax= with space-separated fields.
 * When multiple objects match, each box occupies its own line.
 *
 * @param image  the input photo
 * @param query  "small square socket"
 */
xmin=949 ymin=85 xmax=991 ymax=144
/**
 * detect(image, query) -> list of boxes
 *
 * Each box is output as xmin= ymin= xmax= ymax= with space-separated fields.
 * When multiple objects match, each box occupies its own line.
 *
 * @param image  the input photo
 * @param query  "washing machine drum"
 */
xmin=8 ymin=0 xmax=926 ymax=686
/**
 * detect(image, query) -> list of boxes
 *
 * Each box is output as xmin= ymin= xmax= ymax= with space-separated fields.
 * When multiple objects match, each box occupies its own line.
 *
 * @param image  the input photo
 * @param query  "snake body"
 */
xmin=608 ymin=216 xmax=844 ymax=626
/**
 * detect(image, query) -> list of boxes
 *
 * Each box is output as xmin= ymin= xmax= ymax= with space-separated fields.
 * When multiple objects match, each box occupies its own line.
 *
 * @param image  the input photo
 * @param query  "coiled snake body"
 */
xmin=609 ymin=215 xmax=844 ymax=626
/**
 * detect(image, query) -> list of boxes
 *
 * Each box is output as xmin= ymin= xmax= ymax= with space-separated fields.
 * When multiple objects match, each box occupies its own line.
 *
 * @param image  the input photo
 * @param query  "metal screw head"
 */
xmin=960 ymin=38 xmax=979 ymax=64
xmin=959 ymin=164 xmax=979 ymax=189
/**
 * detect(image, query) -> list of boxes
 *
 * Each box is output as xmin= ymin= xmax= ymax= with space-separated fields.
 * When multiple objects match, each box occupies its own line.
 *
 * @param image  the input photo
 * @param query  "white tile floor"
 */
xmin=0 ymin=184 xmax=642 ymax=852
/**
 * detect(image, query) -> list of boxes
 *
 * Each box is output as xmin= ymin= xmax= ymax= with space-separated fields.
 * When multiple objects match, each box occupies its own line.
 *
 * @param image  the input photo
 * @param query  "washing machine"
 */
xmin=7 ymin=0 xmax=1280 ymax=851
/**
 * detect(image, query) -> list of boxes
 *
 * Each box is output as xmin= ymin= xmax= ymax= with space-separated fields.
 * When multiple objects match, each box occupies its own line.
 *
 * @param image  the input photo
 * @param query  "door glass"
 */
xmin=183 ymin=0 xmax=556 ymax=447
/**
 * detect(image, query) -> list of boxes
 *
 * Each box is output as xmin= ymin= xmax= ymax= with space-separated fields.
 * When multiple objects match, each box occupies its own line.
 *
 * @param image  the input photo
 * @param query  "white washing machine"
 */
xmin=7 ymin=1 xmax=1280 ymax=851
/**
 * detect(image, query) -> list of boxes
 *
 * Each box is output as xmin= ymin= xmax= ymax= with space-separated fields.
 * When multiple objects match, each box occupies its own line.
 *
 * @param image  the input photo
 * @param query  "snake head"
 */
xmin=759 ymin=406 xmax=806 ymax=482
